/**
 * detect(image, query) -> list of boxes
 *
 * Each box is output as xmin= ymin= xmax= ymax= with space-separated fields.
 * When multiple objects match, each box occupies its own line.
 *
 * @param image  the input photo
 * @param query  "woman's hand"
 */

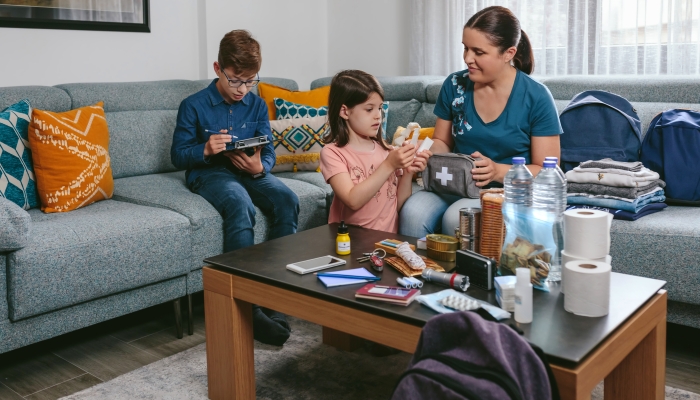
xmin=470 ymin=151 xmax=499 ymax=187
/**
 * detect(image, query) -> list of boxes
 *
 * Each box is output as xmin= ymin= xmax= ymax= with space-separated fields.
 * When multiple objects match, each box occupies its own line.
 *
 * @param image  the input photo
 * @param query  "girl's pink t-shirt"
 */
xmin=320 ymin=142 xmax=401 ymax=233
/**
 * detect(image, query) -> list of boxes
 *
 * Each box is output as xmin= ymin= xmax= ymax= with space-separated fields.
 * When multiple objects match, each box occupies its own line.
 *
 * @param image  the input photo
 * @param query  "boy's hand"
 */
xmin=204 ymin=130 xmax=232 ymax=157
xmin=407 ymin=149 xmax=432 ymax=174
xmin=224 ymin=146 xmax=264 ymax=175
xmin=387 ymin=143 xmax=416 ymax=170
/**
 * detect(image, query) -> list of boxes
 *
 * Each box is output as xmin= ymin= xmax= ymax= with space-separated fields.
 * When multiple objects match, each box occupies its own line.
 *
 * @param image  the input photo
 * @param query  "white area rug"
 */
xmin=59 ymin=317 xmax=700 ymax=400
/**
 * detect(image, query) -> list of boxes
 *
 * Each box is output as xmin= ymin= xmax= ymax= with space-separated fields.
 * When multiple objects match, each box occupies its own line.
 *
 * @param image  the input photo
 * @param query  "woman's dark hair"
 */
xmin=464 ymin=6 xmax=534 ymax=75
xmin=324 ymin=70 xmax=390 ymax=150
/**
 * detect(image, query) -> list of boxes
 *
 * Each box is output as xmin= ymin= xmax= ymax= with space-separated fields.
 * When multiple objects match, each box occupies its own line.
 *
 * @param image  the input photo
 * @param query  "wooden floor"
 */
xmin=0 ymin=294 xmax=698 ymax=400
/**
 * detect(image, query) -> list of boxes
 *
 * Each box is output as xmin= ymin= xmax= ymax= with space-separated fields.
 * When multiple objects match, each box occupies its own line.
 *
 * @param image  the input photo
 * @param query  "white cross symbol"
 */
xmin=436 ymin=167 xmax=453 ymax=186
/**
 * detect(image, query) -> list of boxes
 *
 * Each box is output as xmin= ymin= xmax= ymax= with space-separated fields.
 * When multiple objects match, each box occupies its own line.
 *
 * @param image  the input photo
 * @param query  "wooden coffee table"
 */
xmin=203 ymin=224 xmax=667 ymax=400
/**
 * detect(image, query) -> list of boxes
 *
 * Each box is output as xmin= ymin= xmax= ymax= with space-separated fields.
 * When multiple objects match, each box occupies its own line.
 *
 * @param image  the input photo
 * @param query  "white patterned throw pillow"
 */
xmin=270 ymin=116 xmax=329 ymax=173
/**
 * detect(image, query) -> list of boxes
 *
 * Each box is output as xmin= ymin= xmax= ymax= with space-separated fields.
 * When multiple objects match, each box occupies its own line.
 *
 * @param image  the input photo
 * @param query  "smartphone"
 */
xmin=286 ymin=255 xmax=346 ymax=275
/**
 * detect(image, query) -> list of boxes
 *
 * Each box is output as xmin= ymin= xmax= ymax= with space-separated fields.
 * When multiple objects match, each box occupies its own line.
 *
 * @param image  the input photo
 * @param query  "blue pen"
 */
xmin=204 ymin=129 xmax=238 ymax=138
xmin=316 ymin=273 xmax=380 ymax=280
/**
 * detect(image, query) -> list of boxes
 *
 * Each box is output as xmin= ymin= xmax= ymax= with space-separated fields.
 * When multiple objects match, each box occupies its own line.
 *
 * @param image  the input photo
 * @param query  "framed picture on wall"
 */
xmin=0 ymin=0 xmax=150 ymax=32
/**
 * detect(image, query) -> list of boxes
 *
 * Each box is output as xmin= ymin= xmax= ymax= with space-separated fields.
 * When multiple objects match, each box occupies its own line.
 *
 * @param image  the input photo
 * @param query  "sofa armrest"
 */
xmin=0 ymin=198 xmax=31 ymax=251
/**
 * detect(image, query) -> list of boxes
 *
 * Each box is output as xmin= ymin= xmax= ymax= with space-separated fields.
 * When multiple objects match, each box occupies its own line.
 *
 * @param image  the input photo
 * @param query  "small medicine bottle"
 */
xmin=514 ymin=267 xmax=533 ymax=324
xmin=336 ymin=221 xmax=351 ymax=255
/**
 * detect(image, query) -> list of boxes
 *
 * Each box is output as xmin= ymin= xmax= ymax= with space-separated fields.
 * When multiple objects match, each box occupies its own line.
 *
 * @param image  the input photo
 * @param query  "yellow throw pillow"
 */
xmin=270 ymin=116 xmax=328 ymax=173
xmin=258 ymin=83 xmax=330 ymax=120
xmin=29 ymin=102 xmax=113 ymax=213
xmin=393 ymin=125 xmax=435 ymax=145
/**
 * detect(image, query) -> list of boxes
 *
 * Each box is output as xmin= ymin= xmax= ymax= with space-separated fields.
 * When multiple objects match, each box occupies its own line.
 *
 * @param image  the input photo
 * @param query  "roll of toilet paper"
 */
xmin=563 ymin=209 xmax=612 ymax=259
xmin=564 ymin=260 xmax=611 ymax=317
xmin=560 ymin=250 xmax=611 ymax=294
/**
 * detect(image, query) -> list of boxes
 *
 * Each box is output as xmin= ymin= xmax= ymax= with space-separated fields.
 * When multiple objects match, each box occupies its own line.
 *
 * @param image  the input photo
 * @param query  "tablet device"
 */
xmin=224 ymin=136 xmax=270 ymax=155
xmin=286 ymin=255 xmax=346 ymax=275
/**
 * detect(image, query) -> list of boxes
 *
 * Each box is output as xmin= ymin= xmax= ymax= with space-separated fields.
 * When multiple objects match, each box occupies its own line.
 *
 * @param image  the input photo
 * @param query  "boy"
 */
xmin=171 ymin=30 xmax=297 ymax=346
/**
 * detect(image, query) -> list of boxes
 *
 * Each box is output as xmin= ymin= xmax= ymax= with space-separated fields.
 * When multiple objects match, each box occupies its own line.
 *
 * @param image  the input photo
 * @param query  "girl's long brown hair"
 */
xmin=324 ymin=70 xmax=390 ymax=150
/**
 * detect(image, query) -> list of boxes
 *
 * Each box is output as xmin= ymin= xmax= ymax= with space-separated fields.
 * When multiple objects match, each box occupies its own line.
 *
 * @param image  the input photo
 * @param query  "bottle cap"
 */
xmin=516 ymin=267 xmax=531 ymax=285
xmin=545 ymin=156 xmax=558 ymax=162
xmin=512 ymin=157 xmax=526 ymax=165
xmin=543 ymin=160 xmax=557 ymax=168
xmin=338 ymin=220 xmax=348 ymax=234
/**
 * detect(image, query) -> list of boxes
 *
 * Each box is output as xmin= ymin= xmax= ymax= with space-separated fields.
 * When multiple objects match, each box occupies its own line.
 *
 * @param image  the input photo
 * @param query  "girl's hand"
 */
xmin=387 ymin=143 xmax=416 ymax=170
xmin=407 ymin=149 xmax=432 ymax=174
xmin=470 ymin=151 xmax=497 ymax=187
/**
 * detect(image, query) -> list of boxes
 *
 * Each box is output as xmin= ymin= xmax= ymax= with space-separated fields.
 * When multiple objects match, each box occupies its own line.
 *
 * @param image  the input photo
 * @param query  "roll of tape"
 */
xmin=426 ymin=234 xmax=459 ymax=252
xmin=563 ymin=209 xmax=612 ymax=259
xmin=564 ymin=260 xmax=611 ymax=317
xmin=560 ymin=250 xmax=611 ymax=294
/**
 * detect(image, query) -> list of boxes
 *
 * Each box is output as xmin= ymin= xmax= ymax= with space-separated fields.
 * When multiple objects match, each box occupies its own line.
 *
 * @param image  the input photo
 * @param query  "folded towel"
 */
xmin=565 ymin=203 xmax=667 ymax=221
xmin=567 ymin=191 xmax=665 ymax=213
xmin=565 ymin=167 xmax=660 ymax=187
xmin=578 ymin=158 xmax=643 ymax=172
xmin=567 ymin=180 xmax=666 ymax=200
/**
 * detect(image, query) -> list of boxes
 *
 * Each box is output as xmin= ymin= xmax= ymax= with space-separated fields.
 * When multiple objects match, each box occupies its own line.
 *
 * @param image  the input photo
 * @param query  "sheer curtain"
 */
xmin=409 ymin=0 xmax=700 ymax=76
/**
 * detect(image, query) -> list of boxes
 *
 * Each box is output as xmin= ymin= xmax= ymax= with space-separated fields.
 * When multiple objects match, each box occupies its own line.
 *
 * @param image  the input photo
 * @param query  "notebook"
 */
xmin=317 ymin=268 xmax=378 ymax=288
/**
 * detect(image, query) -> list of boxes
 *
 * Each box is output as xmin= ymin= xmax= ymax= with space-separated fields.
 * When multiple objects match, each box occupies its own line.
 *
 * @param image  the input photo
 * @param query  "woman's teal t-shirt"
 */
xmin=433 ymin=69 xmax=562 ymax=164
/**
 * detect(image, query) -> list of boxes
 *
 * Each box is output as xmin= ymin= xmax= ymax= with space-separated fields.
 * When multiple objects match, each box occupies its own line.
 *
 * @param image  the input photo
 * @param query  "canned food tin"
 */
xmin=459 ymin=207 xmax=482 ymax=237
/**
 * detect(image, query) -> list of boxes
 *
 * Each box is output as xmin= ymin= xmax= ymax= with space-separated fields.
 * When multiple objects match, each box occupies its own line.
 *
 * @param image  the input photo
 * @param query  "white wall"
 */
xmin=204 ymin=0 xmax=328 ymax=90
xmin=327 ymin=0 xmax=410 ymax=79
xmin=0 ymin=0 xmax=200 ymax=87
xmin=0 ymin=0 xmax=408 ymax=89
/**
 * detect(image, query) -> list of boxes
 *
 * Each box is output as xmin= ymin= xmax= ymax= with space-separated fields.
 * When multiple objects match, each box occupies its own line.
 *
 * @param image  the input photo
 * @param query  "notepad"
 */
xmin=317 ymin=268 xmax=378 ymax=288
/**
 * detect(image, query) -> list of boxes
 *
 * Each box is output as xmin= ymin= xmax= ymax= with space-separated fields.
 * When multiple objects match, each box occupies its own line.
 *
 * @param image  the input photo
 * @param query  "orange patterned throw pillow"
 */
xmin=29 ymin=102 xmax=113 ymax=213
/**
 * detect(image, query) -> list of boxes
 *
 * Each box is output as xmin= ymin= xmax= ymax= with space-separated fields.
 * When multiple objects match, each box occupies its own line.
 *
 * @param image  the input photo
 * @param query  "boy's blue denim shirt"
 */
xmin=171 ymin=78 xmax=275 ymax=185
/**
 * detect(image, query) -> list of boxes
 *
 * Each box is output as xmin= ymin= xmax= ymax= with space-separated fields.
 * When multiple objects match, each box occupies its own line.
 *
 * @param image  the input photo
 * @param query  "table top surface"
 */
xmin=205 ymin=224 xmax=666 ymax=365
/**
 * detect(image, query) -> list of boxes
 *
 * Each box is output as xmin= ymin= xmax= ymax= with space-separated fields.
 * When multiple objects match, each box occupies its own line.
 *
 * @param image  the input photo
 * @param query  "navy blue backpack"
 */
xmin=559 ymin=90 xmax=642 ymax=173
xmin=641 ymin=109 xmax=700 ymax=205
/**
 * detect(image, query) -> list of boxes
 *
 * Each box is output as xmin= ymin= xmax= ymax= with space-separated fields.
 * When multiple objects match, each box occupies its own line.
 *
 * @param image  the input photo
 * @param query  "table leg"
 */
xmin=322 ymin=326 xmax=363 ymax=352
xmin=604 ymin=316 xmax=666 ymax=400
xmin=204 ymin=289 xmax=255 ymax=400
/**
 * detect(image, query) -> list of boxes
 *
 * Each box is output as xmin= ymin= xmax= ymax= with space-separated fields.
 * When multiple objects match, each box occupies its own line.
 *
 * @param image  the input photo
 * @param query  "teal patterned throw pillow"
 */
xmin=275 ymin=98 xmax=328 ymax=120
xmin=274 ymin=98 xmax=389 ymax=136
xmin=0 ymin=99 xmax=38 ymax=209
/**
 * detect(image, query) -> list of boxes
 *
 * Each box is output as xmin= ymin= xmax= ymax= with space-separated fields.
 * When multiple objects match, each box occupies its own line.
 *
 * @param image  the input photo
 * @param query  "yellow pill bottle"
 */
xmin=336 ymin=221 xmax=351 ymax=255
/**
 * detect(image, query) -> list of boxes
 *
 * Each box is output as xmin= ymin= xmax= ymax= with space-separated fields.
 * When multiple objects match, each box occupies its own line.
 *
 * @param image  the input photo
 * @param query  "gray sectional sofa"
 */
xmin=2 ymin=74 xmax=699 ymax=355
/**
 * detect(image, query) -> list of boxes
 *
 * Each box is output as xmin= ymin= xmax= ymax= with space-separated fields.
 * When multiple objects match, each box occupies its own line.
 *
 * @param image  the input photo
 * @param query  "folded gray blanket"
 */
xmin=579 ymin=158 xmax=643 ymax=172
xmin=567 ymin=179 xmax=666 ymax=199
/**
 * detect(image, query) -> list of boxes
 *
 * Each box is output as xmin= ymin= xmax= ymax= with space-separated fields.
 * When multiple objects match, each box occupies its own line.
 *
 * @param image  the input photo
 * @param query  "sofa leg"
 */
xmin=174 ymin=298 xmax=183 ymax=339
xmin=187 ymin=294 xmax=194 ymax=335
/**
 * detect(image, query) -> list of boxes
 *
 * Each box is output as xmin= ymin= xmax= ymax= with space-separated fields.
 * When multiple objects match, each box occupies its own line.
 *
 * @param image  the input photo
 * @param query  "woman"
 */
xmin=399 ymin=6 xmax=562 ymax=238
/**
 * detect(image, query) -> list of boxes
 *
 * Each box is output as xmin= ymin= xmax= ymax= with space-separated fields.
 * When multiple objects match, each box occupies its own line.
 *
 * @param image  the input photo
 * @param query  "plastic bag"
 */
xmin=499 ymin=203 xmax=556 ymax=291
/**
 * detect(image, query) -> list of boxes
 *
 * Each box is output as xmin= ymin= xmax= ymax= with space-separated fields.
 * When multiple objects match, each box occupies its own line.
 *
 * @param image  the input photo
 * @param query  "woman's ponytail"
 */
xmin=465 ymin=6 xmax=535 ymax=75
xmin=513 ymin=30 xmax=534 ymax=75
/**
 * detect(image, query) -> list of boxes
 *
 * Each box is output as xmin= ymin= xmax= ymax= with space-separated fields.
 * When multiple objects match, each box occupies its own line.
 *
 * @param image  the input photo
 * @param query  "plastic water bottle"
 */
xmin=504 ymin=157 xmax=533 ymax=206
xmin=533 ymin=160 xmax=567 ymax=282
xmin=544 ymin=156 xmax=567 ymax=214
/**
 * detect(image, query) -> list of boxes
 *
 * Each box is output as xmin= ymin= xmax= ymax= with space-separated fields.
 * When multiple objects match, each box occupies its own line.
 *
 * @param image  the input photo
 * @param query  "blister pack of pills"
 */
xmin=440 ymin=295 xmax=480 ymax=311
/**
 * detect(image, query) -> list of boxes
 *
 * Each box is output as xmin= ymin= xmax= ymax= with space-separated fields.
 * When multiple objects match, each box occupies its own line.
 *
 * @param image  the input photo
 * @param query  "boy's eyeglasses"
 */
xmin=221 ymin=69 xmax=260 ymax=88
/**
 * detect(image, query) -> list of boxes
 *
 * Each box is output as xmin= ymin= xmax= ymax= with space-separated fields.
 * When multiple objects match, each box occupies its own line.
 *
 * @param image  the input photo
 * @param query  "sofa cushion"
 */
xmin=273 ymin=171 xmax=333 ymax=212
xmin=270 ymin=117 xmax=328 ymax=173
xmin=311 ymin=76 xmax=445 ymax=103
xmin=0 ymin=198 xmax=31 ymax=252
xmin=414 ymin=103 xmax=437 ymax=128
xmin=0 ymin=254 xmax=7 ymax=320
xmin=258 ymin=83 xmax=330 ymax=120
xmin=107 ymin=110 xmax=179 ymax=179
xmin=386 ymin=100 xmax=422 ymax=141
xmin=55 ymin=80 xmax=208 ymax=112
xmin=0 ymin=86 xmax=71 ymax=113
xmin=610 ymin=205 xmax=700 ymax=305
xmin=426 ymin=80 xmax=444 ymax=103
xmin=7 ymin=200 xmax=191 ymax=321
xmin=540 ymin=76 xmax=700 ymax=103
xmin=112 ymin=172 xmax=223 ymax=271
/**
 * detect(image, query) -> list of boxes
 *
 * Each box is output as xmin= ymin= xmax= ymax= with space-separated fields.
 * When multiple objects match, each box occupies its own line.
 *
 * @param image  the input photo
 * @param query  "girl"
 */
xmin=320 ymin=70 xmax=432 ymax=233
xmin=400 ymin=6 xmax=562 ymax=238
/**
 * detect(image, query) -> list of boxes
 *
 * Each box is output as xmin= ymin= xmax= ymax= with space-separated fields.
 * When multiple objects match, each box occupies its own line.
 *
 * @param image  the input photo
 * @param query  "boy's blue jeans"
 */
xmin=189 ymin=166 xmax=299 ymax=252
